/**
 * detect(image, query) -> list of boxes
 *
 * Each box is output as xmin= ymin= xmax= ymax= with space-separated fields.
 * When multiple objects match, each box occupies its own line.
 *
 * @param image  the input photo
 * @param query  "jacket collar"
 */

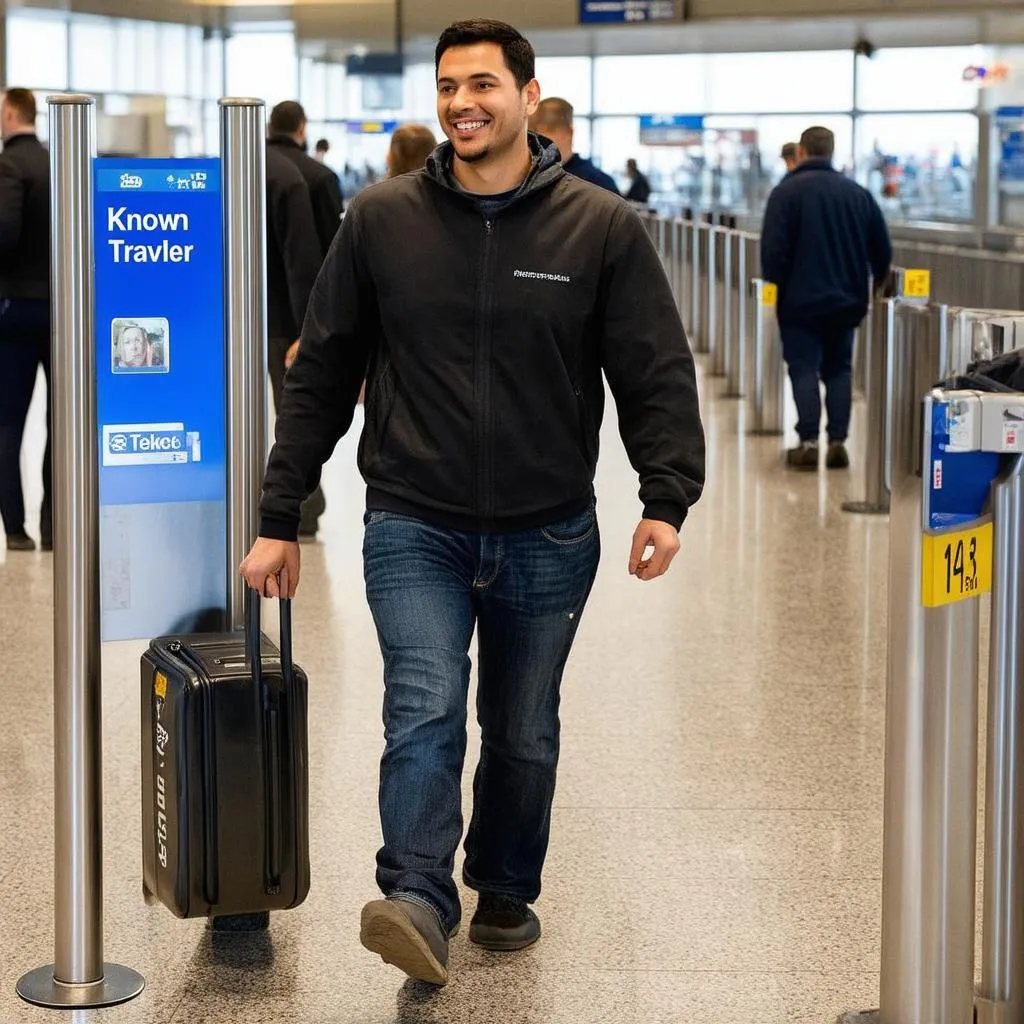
xmin=2 ymin=132 xmax=38 ymax=150
xmin=425 ymin=132 xmax=564 ymax=202
xmin=793 ymin=157 xmax=834 ymax=174
xmin=268 ymin=134 xmax=303 ymax=153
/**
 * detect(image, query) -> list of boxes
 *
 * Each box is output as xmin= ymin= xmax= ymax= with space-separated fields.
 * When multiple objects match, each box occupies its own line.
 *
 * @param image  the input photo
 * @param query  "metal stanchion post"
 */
xmin=711 ymin=226 xmax=730 ymax=378
xmin=844 ymin=300 xmax=896 ymax=516
xmin=977 ymin=455 xmax=1024 ymax=1024
xmin=705 ymin=226 xmax=719 ymax=366
xmin=724 ymin=232 xmax=747 ymax=398
xmin=878 ymin=305 xmax=980 ymax=1024
xmin=221 ymin=99 xmax=268 ymax=632
xmin=17 ymin=95 xmax=145 ymax=1011
xmin=749 ymin=279 xmax=785 ymax=436
xmin=690 ymin=220 xmax=702 ymax=353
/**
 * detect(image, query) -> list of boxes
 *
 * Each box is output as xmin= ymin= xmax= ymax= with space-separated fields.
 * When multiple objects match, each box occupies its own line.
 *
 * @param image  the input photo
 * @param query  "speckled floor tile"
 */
xmin=0 ymin=361 xmax=897 ymax=1021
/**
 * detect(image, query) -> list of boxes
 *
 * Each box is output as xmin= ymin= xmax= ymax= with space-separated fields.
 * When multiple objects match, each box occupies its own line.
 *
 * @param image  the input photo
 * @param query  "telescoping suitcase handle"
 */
xmin=244 ymin=589 xmax=295 ymax=896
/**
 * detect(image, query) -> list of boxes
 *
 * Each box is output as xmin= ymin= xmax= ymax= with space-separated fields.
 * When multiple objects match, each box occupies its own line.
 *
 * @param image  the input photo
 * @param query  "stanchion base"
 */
xmin=749 ymin=428 xmax=783 ymax=437
xmin=837 ymin=1012 xmax=878 ymax=1024
xmin=721 ymin=389 xmax=744 ymax=400
xmin=841 ymin=500 xmax=890 ymax=516
xmin=17 ymin=963 xmax=145 ymax=1009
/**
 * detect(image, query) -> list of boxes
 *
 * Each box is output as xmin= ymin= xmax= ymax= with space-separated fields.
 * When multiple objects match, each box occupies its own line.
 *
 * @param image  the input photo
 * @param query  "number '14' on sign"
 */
xmin=944 ymin=536 xmax=978 ymax=596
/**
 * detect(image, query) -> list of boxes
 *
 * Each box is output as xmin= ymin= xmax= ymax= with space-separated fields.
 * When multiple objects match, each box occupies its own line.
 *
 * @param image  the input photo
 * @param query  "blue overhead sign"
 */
xmin=94 ymin=157 xmax=227 ymax=642
xmin=579 ymin=0 xmax=678 ymax=23
xmin=639 ymin=114 xmax=705 ymax=146
xmin=346 ymin=120 xmax=399 ymax=135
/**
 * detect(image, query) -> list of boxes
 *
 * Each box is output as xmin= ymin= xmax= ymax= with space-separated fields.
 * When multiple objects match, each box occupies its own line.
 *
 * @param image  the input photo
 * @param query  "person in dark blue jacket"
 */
xmin=761 ymin=126 xmax=891 ymax=471
xmin=529 ymin=97 xmax=620 ymax=195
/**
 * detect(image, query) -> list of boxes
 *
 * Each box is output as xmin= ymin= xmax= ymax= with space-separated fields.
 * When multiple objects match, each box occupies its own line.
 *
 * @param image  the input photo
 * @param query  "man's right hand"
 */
xmin=240 ymin=538 xmax=301 ymax=599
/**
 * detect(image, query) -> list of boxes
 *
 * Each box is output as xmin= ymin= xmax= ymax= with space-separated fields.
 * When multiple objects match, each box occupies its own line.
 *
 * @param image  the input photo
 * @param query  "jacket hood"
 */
xmin=425 ymin=132 xmax=564 ymax=197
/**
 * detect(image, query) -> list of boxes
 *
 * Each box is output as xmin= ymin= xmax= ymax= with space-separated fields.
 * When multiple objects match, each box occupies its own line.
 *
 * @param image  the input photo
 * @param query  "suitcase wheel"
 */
xmin=209 ymin=912 xmax=270 ymax=933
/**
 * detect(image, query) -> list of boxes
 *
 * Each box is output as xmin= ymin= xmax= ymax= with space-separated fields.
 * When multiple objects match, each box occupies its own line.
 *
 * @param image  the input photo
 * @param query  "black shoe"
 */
xmin=40 ymin=519 xmax=52 ymax=552
xmin=6 ymin=532 xmax=36 ymax=552
xmin=826 ymin=442 xmax=850 ymax=470
xmin=469 ymin=893 xmax=541 ymax=952
xmin=786 ymin=442 xmax=819 ymax=471
xmin=361 ymin=897 xmax=449 ymax=986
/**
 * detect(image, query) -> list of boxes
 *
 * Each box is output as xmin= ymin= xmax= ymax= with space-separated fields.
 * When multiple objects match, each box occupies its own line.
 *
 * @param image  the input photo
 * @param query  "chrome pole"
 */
xmin=749 ymin=279 xmax=784 ymax=437
xmin=18 ymin=94 xmax=144 ymax=1011
xmin=977 ymin=455 xmax=1024 ymax=1024
xmin=711 ymin=226 xmax=730 ymax=378
xmin=878 ymin=305 xmax=979 ymax=1024
xmin=844 ymin=300 xmax=895 ymax=516
xmin=705 ymin=226 xmax=719 ymax=367
xmin=221 ymin=98 xmax=268 ymax=632
xmin=724 ymin=232 xmax=746 ymax=398
xmin=690 ymin=220 xmax=703 ymax=353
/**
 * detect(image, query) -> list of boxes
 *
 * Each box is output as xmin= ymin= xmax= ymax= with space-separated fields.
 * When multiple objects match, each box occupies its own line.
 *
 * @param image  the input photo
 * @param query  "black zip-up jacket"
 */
xmin=0 ymin=134 xmax=50 ymax=300
xmin=265 ymin=144 xmax=322 ymax=341
xmin=761 ymin=158 xmax=892 ymax=330
xmin=260 ymin=137 xmax=705 ymax=541
xmin=268 ymin=135 xmax=345 ymax=258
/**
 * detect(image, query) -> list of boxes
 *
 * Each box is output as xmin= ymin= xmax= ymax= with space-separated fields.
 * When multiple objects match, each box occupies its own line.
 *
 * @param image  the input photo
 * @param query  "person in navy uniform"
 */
xmin=529 ymin=97 xmax=620 ymax=195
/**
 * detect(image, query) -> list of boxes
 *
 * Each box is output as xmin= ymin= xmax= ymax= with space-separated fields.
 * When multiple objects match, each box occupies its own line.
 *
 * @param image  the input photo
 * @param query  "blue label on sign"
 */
xmin=1001 ymin=130 xmax=1024 ymax=184
xmin=94 ymin=157 xmax=225 ymax=508
xmin=927 ymin=399 xmax=1000 ymax=530
xmin=996 ymin=106 xmax=1024 ymax=122
xmin=579 ymin=0 xmax=677 ymax=23
xmin=346 ymin=120 xmax=399 ymax=135
xmin=94 ymin=157 xmax=227 ymax=643
xmin=639 ymin=115 xmax=705 ymax=131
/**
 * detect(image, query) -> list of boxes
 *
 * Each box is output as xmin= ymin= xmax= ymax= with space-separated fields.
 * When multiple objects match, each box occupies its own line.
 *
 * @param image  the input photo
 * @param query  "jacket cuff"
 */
xmin=259 ymin=516 xmax=300 ymax=542
xmin=642 ymin=501 xmax=687 ymax=531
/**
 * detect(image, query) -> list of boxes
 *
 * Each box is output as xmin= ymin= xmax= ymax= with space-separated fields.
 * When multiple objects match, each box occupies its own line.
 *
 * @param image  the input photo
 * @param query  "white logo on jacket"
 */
xmin=514 ymin=269 xmax=571 ymax=284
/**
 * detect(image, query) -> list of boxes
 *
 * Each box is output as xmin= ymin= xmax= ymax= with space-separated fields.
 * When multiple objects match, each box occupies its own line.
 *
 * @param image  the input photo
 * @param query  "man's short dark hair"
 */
xmin=800 ymin=127 xmax=835 ymax=160
xmin=781 ymin=142 xmax=797 ymax=161
xmin=315 ymin=137 xmax=329 ymax=153
xmin=3 ymin=88 xmax=36 ymax=127
xmin=269 ymin=100 xmax=306 ymax=136
xmin=534 ymin=97 xmax=573 ymax=130
xmin=435 ymin=20 xmax=535 ymax=90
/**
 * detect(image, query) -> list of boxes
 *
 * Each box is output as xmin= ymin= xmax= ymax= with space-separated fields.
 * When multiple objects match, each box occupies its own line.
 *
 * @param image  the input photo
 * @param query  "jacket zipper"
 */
xmin=476 ymin=218 xmax=497 ymax=523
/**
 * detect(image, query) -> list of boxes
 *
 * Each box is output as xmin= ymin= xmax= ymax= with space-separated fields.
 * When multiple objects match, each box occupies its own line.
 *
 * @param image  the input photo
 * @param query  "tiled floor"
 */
xmin=0 ymin=361 xmax=890 ymax=1022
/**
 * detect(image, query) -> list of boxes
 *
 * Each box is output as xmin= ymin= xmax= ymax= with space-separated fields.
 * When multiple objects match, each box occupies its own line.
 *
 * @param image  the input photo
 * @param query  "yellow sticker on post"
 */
xmin=921 ymin=520 xmax=993 ymax=608
xmin=762 ymin=282 xmax=778 ymax=307
xmin=903 ymin=268 xmax=931 ymax=300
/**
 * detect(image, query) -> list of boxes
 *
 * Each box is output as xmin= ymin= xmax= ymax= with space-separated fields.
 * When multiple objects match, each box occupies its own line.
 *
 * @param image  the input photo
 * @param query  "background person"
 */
xmin=624 ymin=157 xmax=652 ymax=204
xmin=386 ymin=123 xmax=438 ymax=177
xmin=528 ymin=97 xmax=619 ymax=195
xmin=761 ymin=125 xmax=892 ymax=471
xmin=0 ymin=87 xmax=51 ymax=553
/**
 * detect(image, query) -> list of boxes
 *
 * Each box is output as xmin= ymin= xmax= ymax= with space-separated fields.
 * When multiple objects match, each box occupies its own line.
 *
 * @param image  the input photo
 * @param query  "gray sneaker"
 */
xmin=786 ymin=442 xmax=819 ymax=471
xmin=360 ymin=897 xmax=449 ymax=986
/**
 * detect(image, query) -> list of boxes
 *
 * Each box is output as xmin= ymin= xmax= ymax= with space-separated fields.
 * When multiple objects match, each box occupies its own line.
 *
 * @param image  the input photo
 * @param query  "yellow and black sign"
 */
xmin=762 ymin=282 xmax=778 ymax=307
xmin=921 ymin=520 xmax=993 ymax=608
xmin=903 ymin=268 xmax=931 ymax=300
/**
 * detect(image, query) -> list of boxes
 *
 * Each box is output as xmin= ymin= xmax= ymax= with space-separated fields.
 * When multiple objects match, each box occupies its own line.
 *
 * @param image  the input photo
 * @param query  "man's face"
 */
xmin=530 ymin=117 xmax=573 ymax=164
xmin=121 ymin=328 xmax=147 ymax=367
xmin=437 ymin=42 xmax=539 ymax=166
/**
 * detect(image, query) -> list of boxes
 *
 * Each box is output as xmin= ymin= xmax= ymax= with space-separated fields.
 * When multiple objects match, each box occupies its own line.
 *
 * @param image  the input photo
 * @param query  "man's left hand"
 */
xmin=284 ymin=339 xmax=300 ymax=369
xmin=628 ymin=519 xmax=681 ymax=581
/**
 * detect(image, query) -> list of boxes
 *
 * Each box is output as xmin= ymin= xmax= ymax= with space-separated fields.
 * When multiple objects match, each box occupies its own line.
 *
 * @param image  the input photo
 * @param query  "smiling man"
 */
xmin=240 ymin=19 xmax=705 ymax=986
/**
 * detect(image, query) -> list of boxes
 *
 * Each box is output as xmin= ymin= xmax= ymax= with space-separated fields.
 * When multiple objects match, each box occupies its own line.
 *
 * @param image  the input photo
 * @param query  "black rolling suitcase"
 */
xmin=141 ymin=592 xmax=310 ymax=923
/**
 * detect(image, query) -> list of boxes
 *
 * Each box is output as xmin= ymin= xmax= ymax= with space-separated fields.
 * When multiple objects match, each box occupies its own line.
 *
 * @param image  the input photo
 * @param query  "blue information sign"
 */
xmin=94 ymin=158 xmax=226 ymax=642
xmin=346 ymin=120 xmax=399 ymax=135
xmin=639 ymin=114 xmax=705 ymax=145
xmin=579 ymin=0 xmax=678 ymax=23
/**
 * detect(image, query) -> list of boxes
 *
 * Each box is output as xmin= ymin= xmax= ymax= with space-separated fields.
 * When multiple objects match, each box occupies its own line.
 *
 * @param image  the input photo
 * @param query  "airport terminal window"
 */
xmin=856 ymin=112 xmax=978 ymax=222
xmin=7 ymin=10 xmax=68 ymax=90
xmin=535 ymin=57 xmax=593 ymax=116
xmin=299 ymin=59 xmax=329 ymax=121
xmin=325 ymin=63 xmax=347 ymax=119
xmin=160 ymin=23 xmax=190 ymax=98
xmin=406 ymin=62 xmax=439 ymax=121
xmin=204 ymin=31 xmax=225 ymax=100
xmin=706 ymin=51 xmax=853 ymax=114
xmin=135 ymin=21 xmax=160 ymax=93
xmin=593 ymin=55 xmax=707 ymax=117
xmin=225 ymin=29 xmax=297 ymax=110
xmin=187 ymin=28 xmax=204 ymax=100
xmin=70 ymin=16 xmax=116 ymax=93
xmin=856 ymin=46 xmax=984 ymax=112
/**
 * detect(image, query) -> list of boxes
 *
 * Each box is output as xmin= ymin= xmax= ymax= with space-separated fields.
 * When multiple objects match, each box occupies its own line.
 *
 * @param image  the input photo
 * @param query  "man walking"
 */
xmin=529 ymin=97 xmax=619 ymax=195
xmin=241 ymin=19 xmax=705 ymax=986
xmin=761 ymin=126 xmax=891 ymax=470
xmin=0 ymin=89 xmax=51 ymax=552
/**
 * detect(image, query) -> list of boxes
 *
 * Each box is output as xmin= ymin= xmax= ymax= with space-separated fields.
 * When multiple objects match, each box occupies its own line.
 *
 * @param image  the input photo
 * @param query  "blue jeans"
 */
xmin=780 ymin=323 xmax=856 ymax=443
xmin=362 ymin=504 xmax=600 ymax=933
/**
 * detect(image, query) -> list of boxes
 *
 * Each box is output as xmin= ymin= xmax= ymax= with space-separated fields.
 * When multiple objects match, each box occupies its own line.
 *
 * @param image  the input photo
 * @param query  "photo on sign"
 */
xmin=111 ymin=318 xmax=169 ymax=374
